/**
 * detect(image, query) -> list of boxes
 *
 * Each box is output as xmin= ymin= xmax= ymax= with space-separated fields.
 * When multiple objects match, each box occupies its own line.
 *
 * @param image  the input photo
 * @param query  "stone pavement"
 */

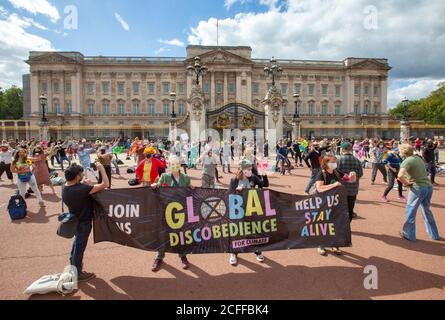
xmin=0 ymin=154 xmax=444 ymax=300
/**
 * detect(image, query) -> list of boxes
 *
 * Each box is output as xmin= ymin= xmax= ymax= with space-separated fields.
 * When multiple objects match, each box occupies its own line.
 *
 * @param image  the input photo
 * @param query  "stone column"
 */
xmin=211 ymin=71 xmax=216 ymax=109
xmin=380 ymin=76 xmax=388 ymax=113
xmin=30 ymin=71 xmax=39 ymax=115
xmin=400 ymin=120 xmax=410 ymax=142
xmin=47 ymin=71 xmax=53 ymax=113
xmin=236 ymin=72 xmax=242 ymax=102
xmin=223 ymin=72 xmax=228 ymax=105
xmin=246 ymin=72 xmax=252 ymax=106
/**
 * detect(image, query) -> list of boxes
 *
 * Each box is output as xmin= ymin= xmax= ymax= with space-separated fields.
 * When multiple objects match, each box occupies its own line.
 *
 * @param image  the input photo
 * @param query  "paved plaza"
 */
xmin=0 ymin=154 xmax=444 ymax=300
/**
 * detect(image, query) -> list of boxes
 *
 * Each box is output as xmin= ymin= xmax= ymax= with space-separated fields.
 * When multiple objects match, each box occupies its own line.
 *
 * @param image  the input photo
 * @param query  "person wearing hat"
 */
xmin=135 ymin=146 xmax=165 ymax=186
xmin=337 ymin=142 xmax=363 ymax=220
xmin=228 ymin=159 xmax=268 ymax=266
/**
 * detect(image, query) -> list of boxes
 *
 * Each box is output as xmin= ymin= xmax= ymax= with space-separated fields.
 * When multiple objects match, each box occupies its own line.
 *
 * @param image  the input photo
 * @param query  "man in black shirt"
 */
xmin=63 ymin=163 xmax=109 ymax=282
xmin=304 ymin=142 xmax=330 ymax=194
xmin=423 ymin=139 xmax=438 ymax=185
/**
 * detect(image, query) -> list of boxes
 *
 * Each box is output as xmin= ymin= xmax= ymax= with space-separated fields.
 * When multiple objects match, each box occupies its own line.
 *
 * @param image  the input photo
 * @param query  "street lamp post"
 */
xmin=187 ymin=56 xmax=208 ymax=86
xmin=400 ymin=97 xmax=410 ymax=143
xmin=292 ymin=93 xmax=301 ymax=140
xmin=39 ymin=94 xmax=49 ymax=141
xmin=263 ymin=57 xmax=283 ymax=87
xmin=169 ymin=91 xmax=177 ymax=142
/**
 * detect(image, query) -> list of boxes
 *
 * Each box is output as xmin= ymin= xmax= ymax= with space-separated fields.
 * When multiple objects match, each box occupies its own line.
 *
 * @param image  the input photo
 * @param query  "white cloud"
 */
xmin=114 ymin=12 xmax=130 ymax=31
xmin=388 ymin=79 xmax=445 ymax=109
xmin=0 ymin=12 xmax=54 ymax=88
xmin=189 ymin=0 xmax=445 ymax=79
xmin=8 ymin=0 xmax=60 ymax=22
xmin=8 ymin=13 xmax=48 ymax=30
xmin=224 ymin=0 xmax=279 ymax=10
xmin=155 ymin=47 xmax=171 ymax=56
xmin=158 ymin=38 xmax=185 ymax=47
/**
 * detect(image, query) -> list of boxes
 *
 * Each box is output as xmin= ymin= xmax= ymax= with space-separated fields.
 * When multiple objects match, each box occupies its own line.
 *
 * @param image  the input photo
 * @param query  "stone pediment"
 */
xmin=27 ymin=52 xmax=83 ymax=65
xmin=185 ymin=49 xmax=253 ymax=66
xmin=348 ymin=59 xmax=391 ymax=71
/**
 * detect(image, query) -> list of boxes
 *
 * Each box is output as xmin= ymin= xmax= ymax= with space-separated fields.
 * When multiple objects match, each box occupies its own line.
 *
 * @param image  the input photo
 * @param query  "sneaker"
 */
xmin=38 ymin=201 xmax=46 ymax=208
xmin=78 ymin=271 xmax=96 ymax=283
xmin=151 ymin=258 xmax=163 ymax=272
xmin=381 ymin=196 xmax=389 ymax=203
xmin=317 ymin=247 xmax=327 ymax=256
xmin=229 ymin=253 xmax=238 ymax=266
xmin=181 ymin=256 xmax=189 ymax=270
xmin=332 ymin=247 xmax=342 ymax=255
xmin=256 ymin=253 xmax=265 ymax=263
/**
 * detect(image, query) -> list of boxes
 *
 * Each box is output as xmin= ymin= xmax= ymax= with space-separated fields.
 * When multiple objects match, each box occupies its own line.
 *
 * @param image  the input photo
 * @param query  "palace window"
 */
xmin=41 ymin=82 xmax=48 ymax=93
xmin=294 ymin=84 xmax=301 ymax=95
xmin=335 ymin=85 xmax=341 ymax=97
xmin=179 ymin=103 xmax=185 ymax=115
xmin=66 ymin=102 xmax=72 ymax=114
xmin=308 ymin=102 xmax=315 ymax=115
xmin=354 ymin=86 xmax=360 ymax=95
xmin=228 ymin=83 xmax=235 ymax=93
xmin=252 ymin=83 xmax=259 ymax=94
xmin=162 ymin=82 xmax=170 ymax=94
xmin=322 ymin=103 xmax=328 ymax=115
xmin=178 ymin=83 xmax=185 ymax=94
xmin=374 ymin=86 xmax=379 ymax=96
xmin=308 ymin=84 xmax=315 ymax=96
xmin=283 ymin=105 xmax=288 ymax=115
xmin=335 ymin=128 xmax=341 ymax=135
xmin=216 ymin=83 xmax=223 ymax=93
xmin=118 ymin=82 xmax=125 ymax=95
xmin=65 ymin=81 xmax=71 ymax=94
xmin=148 ymin=103 xmax=155 ymax=115
xmin=354 ymin=104 xmax=359 ymax=114
xmin=148 ymin=83 xmax=155 ymax=94
xmin=163 ymin=103 xmax=169 ymax=115
xmin=88 ymin=103 xmax=94 ymax=115
xmin=280 ymin=83 xmax=288 ymax=95
xmin=54 ymin=103 xmax=60 ymax=114
xmin=133 ymin=82 xmax=140 ymax=94
xmin=322 ymin=84 xmax=328 ymax=96
xmin=102 ymin=82 xmax=110 ymax=94
xmin=364 ymin=86 xmax=369 ymax=95
xmin=103 ymin=103 xmax=110 ymax=115
xmin=53 ymin=82 xmax=60 ymax=94
xmin=204 ymin=83 xmax=210 ymax=94
xmin=118 ymin=103 xmax=125 ymax=114
xmin=374 ymin=103 xmax=379 ymax=114
xmin=133 ymin=103 xmax=140 ymax=114
xmin=87 ymin=82 xmax=94 ymax=95
xmin=335 ymin=104 xmax=341 ymax=115
xmin=322 ymin=128 xmax=328 ymax=136
xmin=364 ymin=103 xmax=369 ymax=114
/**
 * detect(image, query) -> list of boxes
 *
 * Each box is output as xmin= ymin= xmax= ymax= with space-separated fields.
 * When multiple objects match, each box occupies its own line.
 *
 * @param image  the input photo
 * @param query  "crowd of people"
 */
xmin=0 ymin=134 xmax=442 ymax=281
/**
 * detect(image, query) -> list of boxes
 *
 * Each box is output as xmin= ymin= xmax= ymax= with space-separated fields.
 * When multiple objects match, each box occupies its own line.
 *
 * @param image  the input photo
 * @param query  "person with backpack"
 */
xmin=11 ymin=147 xmax=45 ymax=208
xmin=382 ymin=144 xmax=405 ymax=202
xmin=0 ymin=143 xmax=14 ymax=184
xmin=337 ymin=142 xmax=363 ymax=221
xmin=315 ymin=155 xmax=357 ymax=256
xmin=62 ymin=163 xmax=109 ymax=282
xmin=150 ymin=156 xmax=192 ymax=272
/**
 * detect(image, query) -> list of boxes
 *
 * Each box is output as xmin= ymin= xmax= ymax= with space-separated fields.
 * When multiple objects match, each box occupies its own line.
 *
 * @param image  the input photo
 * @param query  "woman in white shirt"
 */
xmin=0 ymin=143 xmax=14 ymax=184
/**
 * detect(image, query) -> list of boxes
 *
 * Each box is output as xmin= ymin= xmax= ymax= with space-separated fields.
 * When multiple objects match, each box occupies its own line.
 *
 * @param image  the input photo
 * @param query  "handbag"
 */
xmin=56 ymin=186 xmax=78 ymax=239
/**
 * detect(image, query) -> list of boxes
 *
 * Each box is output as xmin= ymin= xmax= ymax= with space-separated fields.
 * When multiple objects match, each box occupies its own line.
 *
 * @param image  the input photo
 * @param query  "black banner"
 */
xmin=92 ymin=186 xmax=352 ymax=254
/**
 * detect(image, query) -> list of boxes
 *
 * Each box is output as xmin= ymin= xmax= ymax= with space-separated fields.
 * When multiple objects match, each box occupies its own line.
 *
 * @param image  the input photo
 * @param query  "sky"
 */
xmin=0 ymin=0 xmax=444 ymax=108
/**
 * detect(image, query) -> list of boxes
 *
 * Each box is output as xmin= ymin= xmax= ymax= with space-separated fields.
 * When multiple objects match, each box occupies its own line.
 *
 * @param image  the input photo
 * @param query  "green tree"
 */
xmin=0 ymin=86 xmax=23 ymax=119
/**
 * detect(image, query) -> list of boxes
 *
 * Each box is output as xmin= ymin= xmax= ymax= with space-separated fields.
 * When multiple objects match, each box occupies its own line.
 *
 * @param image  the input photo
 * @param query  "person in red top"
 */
xmin=135 ymin=146 xmax=165 ymax=186
xmin=415 ymin=138 xmax=422 ymax=153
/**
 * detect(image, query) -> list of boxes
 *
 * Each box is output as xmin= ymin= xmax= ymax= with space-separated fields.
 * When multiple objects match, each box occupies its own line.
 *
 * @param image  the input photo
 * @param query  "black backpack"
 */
xmin=8 ymin=193 xmax=27 ymax=220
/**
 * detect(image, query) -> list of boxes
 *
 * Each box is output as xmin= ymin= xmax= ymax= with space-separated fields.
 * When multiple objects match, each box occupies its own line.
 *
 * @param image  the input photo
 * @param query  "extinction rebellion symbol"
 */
xmin=200 ymin=197 xmax=227 ymax=222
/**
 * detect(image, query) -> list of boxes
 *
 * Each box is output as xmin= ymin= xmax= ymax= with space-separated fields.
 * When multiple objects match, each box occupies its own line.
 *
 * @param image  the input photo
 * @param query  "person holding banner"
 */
xmin=227 ymin=159 xmax=268 ymax=266
xmin=315 ymin=155 xmax=356 ymax=256
xmin=150 ymin=156 xmax=192 ymax=271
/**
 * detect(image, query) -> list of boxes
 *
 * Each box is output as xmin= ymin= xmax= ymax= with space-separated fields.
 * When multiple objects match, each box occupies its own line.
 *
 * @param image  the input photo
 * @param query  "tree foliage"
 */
xmin=0 ymin=86 xmax=23 ymax=120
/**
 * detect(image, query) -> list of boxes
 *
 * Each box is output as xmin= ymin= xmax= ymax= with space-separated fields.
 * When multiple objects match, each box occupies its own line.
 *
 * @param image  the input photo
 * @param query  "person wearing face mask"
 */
xmin=136 ymin=147 xmax=165 ymax=187
xmin=315 ymin=155 xmax=356 ymax=256
xmin=370 ymin=141 xmax=388 ymax=185
xmin=0 ymin=143 xmax=14 ymax=184
xmin=31 ymin=146 xmax=55 ymax=194
xmin=422 ymin=139 xmax=439 ymax=186
xmin=150 ymin=156 xmax=192 ymax=271
xmin=304 ymin=142 xmax=330 ymax=194
xmin=228 ymin=159 xmax=268 ymax=266
xmin=397 ymin=144 xmax=440 ymax=242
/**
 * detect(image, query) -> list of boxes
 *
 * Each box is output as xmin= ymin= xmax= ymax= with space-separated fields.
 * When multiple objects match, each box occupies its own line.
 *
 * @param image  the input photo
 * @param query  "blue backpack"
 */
xmin=8 ymin=193 xmax=27 ymax=220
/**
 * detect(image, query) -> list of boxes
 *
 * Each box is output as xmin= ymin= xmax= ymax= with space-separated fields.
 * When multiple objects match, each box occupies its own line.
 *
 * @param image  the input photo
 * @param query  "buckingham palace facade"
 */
xmin=23 ymin=45 xmax=395 ymax=142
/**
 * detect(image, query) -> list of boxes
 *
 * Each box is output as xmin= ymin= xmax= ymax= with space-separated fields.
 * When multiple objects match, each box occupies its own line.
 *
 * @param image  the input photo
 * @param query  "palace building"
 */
xmin=22 ymin=45 xmax=398 ymax=142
